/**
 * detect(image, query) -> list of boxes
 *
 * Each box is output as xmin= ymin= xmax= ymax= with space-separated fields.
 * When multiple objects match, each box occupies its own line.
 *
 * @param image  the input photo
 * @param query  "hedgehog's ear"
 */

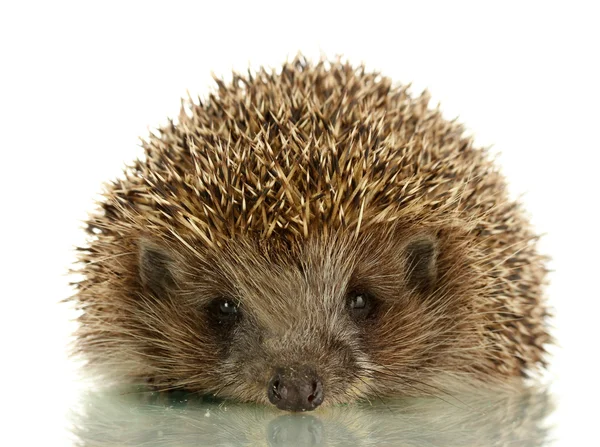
xmin=138 ymin=238 xmax=176 ymax=298
xmin=404 ymin=235 xmax=438 ymax=293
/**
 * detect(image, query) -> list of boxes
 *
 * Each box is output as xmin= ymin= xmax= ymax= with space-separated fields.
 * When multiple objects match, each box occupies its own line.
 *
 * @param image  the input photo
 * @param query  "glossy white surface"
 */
xmin=70 ymin=386 xmax=556 ymax=447
xmin=2 ymin=1 xmax=598 ymax=445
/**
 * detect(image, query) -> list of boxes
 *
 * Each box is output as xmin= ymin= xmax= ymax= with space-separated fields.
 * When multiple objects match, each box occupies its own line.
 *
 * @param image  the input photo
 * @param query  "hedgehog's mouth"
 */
xmin=266 ymin=366 xmax=324 ymax=412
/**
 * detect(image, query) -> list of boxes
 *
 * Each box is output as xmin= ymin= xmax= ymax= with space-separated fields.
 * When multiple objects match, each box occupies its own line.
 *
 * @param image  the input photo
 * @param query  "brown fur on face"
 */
xmin=71 ymin=55 xmax=551 ymax=408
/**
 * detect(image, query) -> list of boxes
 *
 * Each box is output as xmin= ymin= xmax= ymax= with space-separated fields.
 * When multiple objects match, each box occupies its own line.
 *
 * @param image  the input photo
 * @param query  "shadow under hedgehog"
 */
xmin=71 ymin=55 xmax=551 ymax=412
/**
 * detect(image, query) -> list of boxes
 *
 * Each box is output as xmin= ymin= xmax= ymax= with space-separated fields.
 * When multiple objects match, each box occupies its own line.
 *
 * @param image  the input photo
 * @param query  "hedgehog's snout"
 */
xmin=267 ymin=366 xmax=324 ymax=412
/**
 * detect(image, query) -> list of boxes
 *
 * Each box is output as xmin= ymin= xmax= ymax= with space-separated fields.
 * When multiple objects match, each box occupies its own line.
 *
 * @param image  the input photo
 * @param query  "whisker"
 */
xmin=353 ymin=374 xmax=394 ymax=414
xmin=361 ymin=364 xmax=474 ymax=412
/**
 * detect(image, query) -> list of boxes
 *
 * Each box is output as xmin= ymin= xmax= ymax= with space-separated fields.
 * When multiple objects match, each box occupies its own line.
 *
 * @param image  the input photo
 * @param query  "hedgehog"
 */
xmin=71 ymin=55 xmax=551 ymax=412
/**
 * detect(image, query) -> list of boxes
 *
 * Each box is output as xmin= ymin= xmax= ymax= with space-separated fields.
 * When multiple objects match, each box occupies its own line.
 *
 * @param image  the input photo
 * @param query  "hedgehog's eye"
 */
xmin=218 ymin=300 xmax=239 ymax=315
xmin=349 ymin=294 xmax=367 ymax=309
xmin=207 ymin=297 xmax=242 ymax=329
xmin=346 ymin=291 xmax=376 ymax=320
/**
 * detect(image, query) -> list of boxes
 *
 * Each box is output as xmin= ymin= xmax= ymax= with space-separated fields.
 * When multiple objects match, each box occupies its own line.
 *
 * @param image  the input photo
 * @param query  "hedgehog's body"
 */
xmin=73 ymin=57 xmax=550 ymax=412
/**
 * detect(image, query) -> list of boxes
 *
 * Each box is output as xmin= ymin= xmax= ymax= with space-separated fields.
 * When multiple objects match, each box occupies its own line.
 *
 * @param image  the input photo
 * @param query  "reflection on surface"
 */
xmin=71 ymin=385 xmax=555 ymax=446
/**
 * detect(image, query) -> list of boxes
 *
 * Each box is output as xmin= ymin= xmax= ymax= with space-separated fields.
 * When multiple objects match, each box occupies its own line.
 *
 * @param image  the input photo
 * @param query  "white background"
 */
xmin=1 ymin=1 xmax=598 ymax=445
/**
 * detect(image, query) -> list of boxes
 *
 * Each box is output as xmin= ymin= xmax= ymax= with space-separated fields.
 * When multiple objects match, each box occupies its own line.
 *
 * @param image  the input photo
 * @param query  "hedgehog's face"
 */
xmin=137 ymin=224 xmax=475 ymax=412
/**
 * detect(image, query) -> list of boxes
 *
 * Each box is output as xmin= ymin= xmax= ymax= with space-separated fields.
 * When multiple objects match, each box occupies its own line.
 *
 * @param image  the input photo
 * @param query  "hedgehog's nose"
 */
xmin=267 ymin=366 xmax=324 ymax=412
